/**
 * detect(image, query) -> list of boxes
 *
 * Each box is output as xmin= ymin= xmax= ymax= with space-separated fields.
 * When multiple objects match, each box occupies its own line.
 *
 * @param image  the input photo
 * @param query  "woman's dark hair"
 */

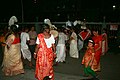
xmin=5 ymin=25 xmax=18 ymax=40
xmin=92 ymin=28 xmax=98 ymax=32
xmin=92 ymin=28 xmax=101 ymax=35
xmin=42 ymin=24 xmax=50 ymax=32
xmin=10 ymin=25 xmax=18 ymax=33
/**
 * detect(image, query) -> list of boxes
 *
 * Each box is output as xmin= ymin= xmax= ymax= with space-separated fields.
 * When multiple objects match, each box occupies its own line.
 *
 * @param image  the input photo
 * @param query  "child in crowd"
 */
xmin=82 ymin=40 xmax=98 ymax=79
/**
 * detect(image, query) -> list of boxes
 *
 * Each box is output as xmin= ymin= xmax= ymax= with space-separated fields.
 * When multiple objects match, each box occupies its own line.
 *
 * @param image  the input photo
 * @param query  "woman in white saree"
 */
xmin=69 ymin=28 xmax=79 ymax=58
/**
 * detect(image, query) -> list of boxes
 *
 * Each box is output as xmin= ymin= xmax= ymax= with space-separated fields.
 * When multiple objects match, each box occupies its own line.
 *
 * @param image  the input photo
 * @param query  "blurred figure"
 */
xmin=55 ymin=28 xmax=68 ymax=63
xmin=63 ymin=27 xmax=70 ymax=54
xmin=101 ymin=28 xmax=108 ymax=55
xmin=34 ymin=24 xmax=56 ymax=80
xmin=28 ymin=26 xmax=37 ymax=57
xmin=69 ymin=28 xmax=79 ymax=58
xmin=0 ymin=31 xmax=6 ymax=67
xmin=92 ymin=29 xmax=102 ymax=72
xmin=78 ymin=26 xmax=91 ymax=51
xmin=20 ymin=27 xmax=33 ymax=67
xmin=2 ymin=25 xmax=24 ymax=76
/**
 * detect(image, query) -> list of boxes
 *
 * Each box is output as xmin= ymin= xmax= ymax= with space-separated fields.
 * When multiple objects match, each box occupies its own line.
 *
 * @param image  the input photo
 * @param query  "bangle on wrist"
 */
xmin=34 ymin=52 xmax=37 ymax=55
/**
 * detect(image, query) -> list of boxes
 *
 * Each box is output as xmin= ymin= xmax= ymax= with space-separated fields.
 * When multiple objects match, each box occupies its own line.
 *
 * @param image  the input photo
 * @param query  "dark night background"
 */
xmin=0 ymin=0 xmax=120 ymax=22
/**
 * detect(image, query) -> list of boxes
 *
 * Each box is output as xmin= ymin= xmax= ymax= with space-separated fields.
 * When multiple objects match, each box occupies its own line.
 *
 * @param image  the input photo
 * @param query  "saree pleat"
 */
xmin=2 ymin=43 xmax=24 ymax=76
xmin=2 ymin=34 xmax=24 ymax=76
xmin=92 ymin=35 xmax=102 ymax=71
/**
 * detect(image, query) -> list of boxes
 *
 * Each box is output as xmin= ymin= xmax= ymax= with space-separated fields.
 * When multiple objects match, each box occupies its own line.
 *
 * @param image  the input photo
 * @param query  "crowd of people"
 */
xmin=0 ymin=19 xmax=108 ymax=80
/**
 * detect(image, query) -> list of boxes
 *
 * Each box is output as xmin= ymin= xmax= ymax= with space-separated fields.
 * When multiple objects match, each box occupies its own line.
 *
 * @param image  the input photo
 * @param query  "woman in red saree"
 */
xmin=92 ymin=29 xmax=102 ymax=72
xmin=34 ymin=24 xmax=56 ymax=80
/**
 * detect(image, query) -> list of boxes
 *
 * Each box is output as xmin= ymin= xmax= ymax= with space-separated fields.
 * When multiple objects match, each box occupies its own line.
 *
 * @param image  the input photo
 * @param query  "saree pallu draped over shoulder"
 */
xmin=35 ymin=33 xmax=54 ymax=80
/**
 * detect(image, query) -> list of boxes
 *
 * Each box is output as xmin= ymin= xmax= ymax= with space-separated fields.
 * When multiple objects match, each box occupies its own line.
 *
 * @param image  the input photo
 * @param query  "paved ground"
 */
xmin=0 ymin=48 xmax=120 ymax=80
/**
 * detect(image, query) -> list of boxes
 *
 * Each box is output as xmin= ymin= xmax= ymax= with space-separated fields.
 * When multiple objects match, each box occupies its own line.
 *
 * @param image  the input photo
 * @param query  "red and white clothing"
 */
xmin=79 ymin=29 xmax=91 ymax=41
xmin=78 ymin=29 xmax=91 ymax=50
xmin=35 ymin=34 xmax=55 ymax=80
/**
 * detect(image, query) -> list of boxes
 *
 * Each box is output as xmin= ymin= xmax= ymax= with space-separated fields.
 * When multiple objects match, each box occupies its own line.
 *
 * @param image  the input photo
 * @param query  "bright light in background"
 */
xmin=113 ymin=5 xmax=116 ymax=8
xmin=113 ymin=5 xmax=116 ymax=10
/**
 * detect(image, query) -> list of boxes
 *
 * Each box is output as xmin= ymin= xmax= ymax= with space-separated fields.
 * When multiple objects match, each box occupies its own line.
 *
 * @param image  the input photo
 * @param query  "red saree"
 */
xmin=35 ymin=33 xmax=54 ymax=80
xmin=92 ymin=35 xmax=102 ymax=71
xmin=82 ymin=47 xmax=97 ymax=68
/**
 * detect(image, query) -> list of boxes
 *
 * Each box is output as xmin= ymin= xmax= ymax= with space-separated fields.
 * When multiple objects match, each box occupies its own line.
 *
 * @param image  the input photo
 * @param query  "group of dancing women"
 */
xmin=0 ymin=20 xmax=108 ymax=80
